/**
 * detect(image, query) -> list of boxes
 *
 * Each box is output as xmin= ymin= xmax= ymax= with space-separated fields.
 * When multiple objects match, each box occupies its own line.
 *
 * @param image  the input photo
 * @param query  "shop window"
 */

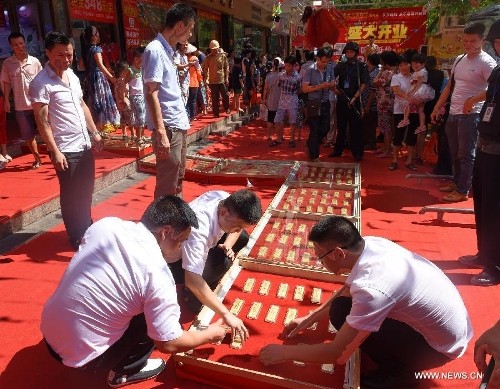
xmin=198 ymin=18 xmax=219 ymax=52
xmin=17 ymin=3 xmax=43 ymax=58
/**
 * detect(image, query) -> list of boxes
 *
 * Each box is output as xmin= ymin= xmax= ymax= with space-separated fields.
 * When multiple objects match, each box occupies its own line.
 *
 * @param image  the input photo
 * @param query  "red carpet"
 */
xmin=0 ymin=119 xmax=498 ymax=388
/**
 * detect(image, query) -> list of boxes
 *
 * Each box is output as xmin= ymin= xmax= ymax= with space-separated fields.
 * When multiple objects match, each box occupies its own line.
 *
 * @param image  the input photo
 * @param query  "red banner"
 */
xmin=336 ymin=7 xmax=427 ymax=54
xmin=68 ymin=0 xmax=116 ymax=23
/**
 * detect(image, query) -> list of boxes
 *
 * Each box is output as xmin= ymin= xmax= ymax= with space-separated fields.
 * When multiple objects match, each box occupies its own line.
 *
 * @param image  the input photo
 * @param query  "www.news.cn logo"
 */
xmin=415 ymin=371 xmax=484 ymax=380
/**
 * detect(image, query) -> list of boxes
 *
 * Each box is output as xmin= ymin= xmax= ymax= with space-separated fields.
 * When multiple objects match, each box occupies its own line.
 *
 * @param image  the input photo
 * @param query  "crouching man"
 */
xmin=41 ymin=196 xmax=226 ymax=388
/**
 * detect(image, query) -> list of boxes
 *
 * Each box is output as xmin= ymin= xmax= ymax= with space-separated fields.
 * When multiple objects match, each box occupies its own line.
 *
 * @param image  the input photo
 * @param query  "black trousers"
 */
xmin=362 ymin=110 xmax=378 ymax=148
xmin=472 ymin=149 xmax=500 ymax=277
xmin=329 ymin=297 xmax=451 ymax=374
xmin=45 ymin=314 xmax=153 ymax=375
xmin=209 ymin=83 xmax=230 ymax=116
xmin=55 ymin=148 xmax=94 ymax=247
xmin=306 ymin=102 xmax=330 ymax=160
xmin=186 ymin=87 xmax=198 ymax=120
xmin=334 ymin=99 xmax=364 ymax=160
xmin=168 ymin=230 xmax=250 ymax=287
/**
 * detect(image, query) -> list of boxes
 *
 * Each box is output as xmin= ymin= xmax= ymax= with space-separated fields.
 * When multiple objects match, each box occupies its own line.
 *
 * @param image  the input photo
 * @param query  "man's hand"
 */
xmin=475 ymin=321 xmax=500 ymax=389
xmin=463 ymin=98 xmax=474 ymax=115
xmin=4 ymin=99 xmax=10 ymax=113
xmin=222 ymin=312 xmax=249 ymax=343
xmin=51 ymin=150 xmax=68 ymax=171
xmin=259 ymin=344 xmax=286 ymax=365
xmin=91 ymin=133 xmax=104 ymax=152
xmin=430 ymin=110 xmax=439 ymax=124
xmin=281 ymin=314 xmax=314 ymax=339
xmin=205 ymin=319 xmax=228 ymax=345
xmin=217 ymin=243 xmax=235 ymax=260
xmin=155 ymin=131 xmax=170 ymax=160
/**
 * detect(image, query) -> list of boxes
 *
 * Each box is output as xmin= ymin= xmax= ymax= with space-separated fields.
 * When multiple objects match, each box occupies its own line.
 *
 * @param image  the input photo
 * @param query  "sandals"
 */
xmin=397 ymin=119 xmax=410 ymax=128
xmin=414 ymin=126 xmax=427 ymax=135
xmin=32 ymin=161 xmax=42 ymax=169
xmin=405 ymin=162 xmax=418 ymax=171
xmin=388 ymin=162 xmax=398 ymax=170
xmin=269 ymin=140 xmax=282 ymax=147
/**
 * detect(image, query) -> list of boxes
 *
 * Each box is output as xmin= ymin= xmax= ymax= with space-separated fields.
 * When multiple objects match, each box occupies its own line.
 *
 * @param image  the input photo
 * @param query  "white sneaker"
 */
xmin=107 ymin=358 xmax=166 ymax=388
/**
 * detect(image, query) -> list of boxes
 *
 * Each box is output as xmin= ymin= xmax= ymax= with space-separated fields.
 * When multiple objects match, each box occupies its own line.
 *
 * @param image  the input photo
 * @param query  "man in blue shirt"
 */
xmin=143 ymin=3 xmax=195 ymax=199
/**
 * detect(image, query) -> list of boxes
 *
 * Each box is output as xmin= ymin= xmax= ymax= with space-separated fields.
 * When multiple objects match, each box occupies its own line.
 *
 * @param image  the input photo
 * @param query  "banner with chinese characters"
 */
xmin=122 ymin=0 xmax=175 ymax=50
xmin=68 ymin=0 xmax=116 ymax=23
xmin=337 ymin=7 xmax=427 ymax=54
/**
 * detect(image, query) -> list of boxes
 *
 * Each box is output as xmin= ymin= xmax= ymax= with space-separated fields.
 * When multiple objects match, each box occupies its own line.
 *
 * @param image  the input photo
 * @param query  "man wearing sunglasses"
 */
xmin=260 ymin=216 xmax=472 ymax=388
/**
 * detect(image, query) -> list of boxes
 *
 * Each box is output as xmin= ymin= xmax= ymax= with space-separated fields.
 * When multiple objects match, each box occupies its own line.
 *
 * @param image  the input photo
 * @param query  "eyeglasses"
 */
xmin=316 ymin=247 xmax=336 ymax=262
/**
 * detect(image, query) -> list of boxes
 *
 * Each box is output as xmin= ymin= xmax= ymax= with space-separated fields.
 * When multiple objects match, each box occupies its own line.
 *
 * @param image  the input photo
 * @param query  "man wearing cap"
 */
xmin=331 ymin=41 xmax=369 ymax=161
xmin=203 ymin=40 xmax=230 ymax=118
xmin=143 ymin=3 xmax=196 ymax=199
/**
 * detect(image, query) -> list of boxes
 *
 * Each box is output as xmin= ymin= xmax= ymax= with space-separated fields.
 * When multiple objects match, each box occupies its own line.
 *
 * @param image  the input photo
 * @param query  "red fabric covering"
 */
xmin=0 ymin=119 xmax=498 ymax=388
xmin=177 ymin=269 xmax=345 ymax=388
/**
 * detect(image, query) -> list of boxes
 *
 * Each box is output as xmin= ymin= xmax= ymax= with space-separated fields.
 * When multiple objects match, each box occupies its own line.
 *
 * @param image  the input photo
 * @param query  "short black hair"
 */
xmin=8 ymin=32 xmax=25 ymax=44
xmin=115 ymin=59 xmax=129 ymax=77
xmin=317 ymin=46 xmax=333 ymax=59
xmin=304 ymin=50 xmax=315 ymax=61
xmin=397 ymin=54 xmax=411 ymax=65
xmin=164 ymin=3 xmax=196 ymax=29
xmin=141 ymin=195 xmax=198 ymax=232
xmin=380 ymin=50 xmax=398 ymax=67
xmin=133 ymin=47 xmax=145 ymax=57
xmin=284 ymin=55 xmax=296 ymax=65
xmin=425 ymin=55 xmax=437 ymax=69
xmin=308 ymin=216 xmax=362 ymax=250
xmin=464 ymin=22 xmax=486 ymax=38
xmin=411 ymin=53 xmax=426 ymax=64
xmin=45 ymin=31 xmax=72 ymax=51
xmin=367 ymin=53 xmax=380 ymax=67
xmin=221 ymin=189 xmax=262 ymax=224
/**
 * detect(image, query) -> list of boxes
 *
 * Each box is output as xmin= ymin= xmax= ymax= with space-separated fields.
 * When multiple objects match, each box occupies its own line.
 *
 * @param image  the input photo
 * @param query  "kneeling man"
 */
xmin=260 ymin=216 xmax=473 ymax=388
xmin=41 ymin=196 xmax=226 ymax=388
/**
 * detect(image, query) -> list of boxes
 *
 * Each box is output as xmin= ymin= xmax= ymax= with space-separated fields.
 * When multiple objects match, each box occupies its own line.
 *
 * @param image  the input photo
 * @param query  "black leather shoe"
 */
xmin=458 ymin=253 xmax=483 ymax=268
xmin=471 ymin=271 xmax=500 ymax=287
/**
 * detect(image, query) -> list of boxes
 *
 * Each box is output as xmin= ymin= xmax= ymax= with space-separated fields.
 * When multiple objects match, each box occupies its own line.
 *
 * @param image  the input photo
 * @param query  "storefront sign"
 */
xmin=198 ymin=9 xmax=221 ymax=22
xmin=68 ymin=0 xmax=116 ymax=23
xmin=337 ymin=7 xmax=427 ymax=53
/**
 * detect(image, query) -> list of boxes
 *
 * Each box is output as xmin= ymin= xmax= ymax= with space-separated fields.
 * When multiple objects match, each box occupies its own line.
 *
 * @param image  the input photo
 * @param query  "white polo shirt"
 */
xmin=182 ymin=191 xmax=229 ymax=275
xmin=40 ymin=217 xmax=183 ymax=368
xmin=29 ymin=63 xmax=91 ymax=152
xmin=391 ymin=72 xmax=411 ymax=114
xmin=345 ymin=237 xmax=473 ymax=359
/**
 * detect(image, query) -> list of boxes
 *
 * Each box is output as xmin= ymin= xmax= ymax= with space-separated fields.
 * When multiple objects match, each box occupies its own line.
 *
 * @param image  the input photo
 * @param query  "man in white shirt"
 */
xmin=260 ymin=216 xmax=473 ymax=388
xmin=169 ymin=189 xmax=262 ymax=344
xmin=431 ymin=22 xmax=496 ymax=203
xmin=29 ymin=31 xmax=102 ymax=249
xmin=41 ymin=196 xmax=227 ymax=388
xmin=1 ymin=32 xmax=43 ymax=168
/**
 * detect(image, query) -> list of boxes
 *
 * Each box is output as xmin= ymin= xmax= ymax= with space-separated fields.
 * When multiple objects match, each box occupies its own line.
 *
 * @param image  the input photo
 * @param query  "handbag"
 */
xmin=305 ymin=99 xmax=322 ymax=118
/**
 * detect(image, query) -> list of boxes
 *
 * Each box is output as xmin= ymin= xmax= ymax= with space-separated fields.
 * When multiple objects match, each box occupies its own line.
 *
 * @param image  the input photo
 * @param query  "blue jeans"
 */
xmin=444 ymin=113 xmax=479 ymax=194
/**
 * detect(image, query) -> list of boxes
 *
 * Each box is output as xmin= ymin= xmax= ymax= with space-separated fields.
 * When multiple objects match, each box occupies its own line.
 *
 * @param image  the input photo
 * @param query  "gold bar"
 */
xmin=334 ymin=191 xmax=340 ymax=197
xmin=284 ymin=308 xmax=298 ymax=326
xmin=272 ymin=221 xmax=281 ymax=230
xmin=265 ymin=233 xmax=275 ymax=242
xmin=293 ymin=285 xmax=305 ymax=301
xmin=282 ymin=203 xmax=290 ymax=210
xmin=279 ymin=235 xmax=289 ymax=245
xmin=243 ymin=278 xmax=255 ymax=293
xmin=230 ymin=332 xmax=243 ymax=349
xmin=230 ymin=298 xmax=244 ymax=315
xmin=341 ymin=208 xmax=348 ymax=216
xmin=332 ymin=199 xmax=338 ymax=206
xmin=286 ymin=251 xmax=295 ymax=262
xmin=298 ymin=224 xmax=306 ymax=233
xmin=273 ymin=248 xmax=283 ymax=259
xmin=259 ymin=280 xmax=271 ymax=295
xmin=343 ymin=200 xmax=349 ymax=206
xmin=301 ymin=252 xmax=311 ymax=264
xmin=300 ymin=189 xmax=307 ymax=195
xmin=285 ymin=222 xmax=294 ymax=233
xmin=247 ymin=301 xmax=262 ymax=320
xmin=345 ymin=192 xmax=352 ymax=198
xmin=317 ymin=205 xmax=324 ymax=213
xmin=320 ymin=198 xmax=327 ymax=205
xmin=277 ymin=283 xmax=288 ymax=299
xmin=312 ymin=189 xmax=318 ymax=195
xmin=327 ymin=206 xmax=334 ymax=214
xmin=265 ymin=304 xmax=280 ymax=323
xmin=306 ymin=205 xmax=313 ymax=212
xmin=258 ymin=246 xmax=268 ymax=257
xmin=293 ymin=236 xmax=301 ymax=247
xmin=311 ymin=288 xmax=322 ymax=304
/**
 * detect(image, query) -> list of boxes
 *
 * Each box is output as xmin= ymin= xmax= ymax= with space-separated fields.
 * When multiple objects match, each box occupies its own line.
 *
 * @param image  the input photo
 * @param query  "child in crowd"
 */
xmin=230 ymin=56 xmax=244 ymax=113
xmin=129 ymin=47 xmax=146 ymax=143
xmin=114 ymin=60 xmax=134 ymax=141
xmin=397 ymin=53 xmax=435 ymax=134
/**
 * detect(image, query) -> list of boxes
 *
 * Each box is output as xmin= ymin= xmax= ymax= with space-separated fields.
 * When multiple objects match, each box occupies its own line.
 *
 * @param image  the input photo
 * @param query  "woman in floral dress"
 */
xmin=81 ymin=26 xmax=119 ymax=135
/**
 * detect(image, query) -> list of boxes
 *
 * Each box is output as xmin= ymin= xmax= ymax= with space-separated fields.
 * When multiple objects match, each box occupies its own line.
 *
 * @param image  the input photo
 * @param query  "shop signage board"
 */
xmin=68 ymin=0 xmax=116 ymax=23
